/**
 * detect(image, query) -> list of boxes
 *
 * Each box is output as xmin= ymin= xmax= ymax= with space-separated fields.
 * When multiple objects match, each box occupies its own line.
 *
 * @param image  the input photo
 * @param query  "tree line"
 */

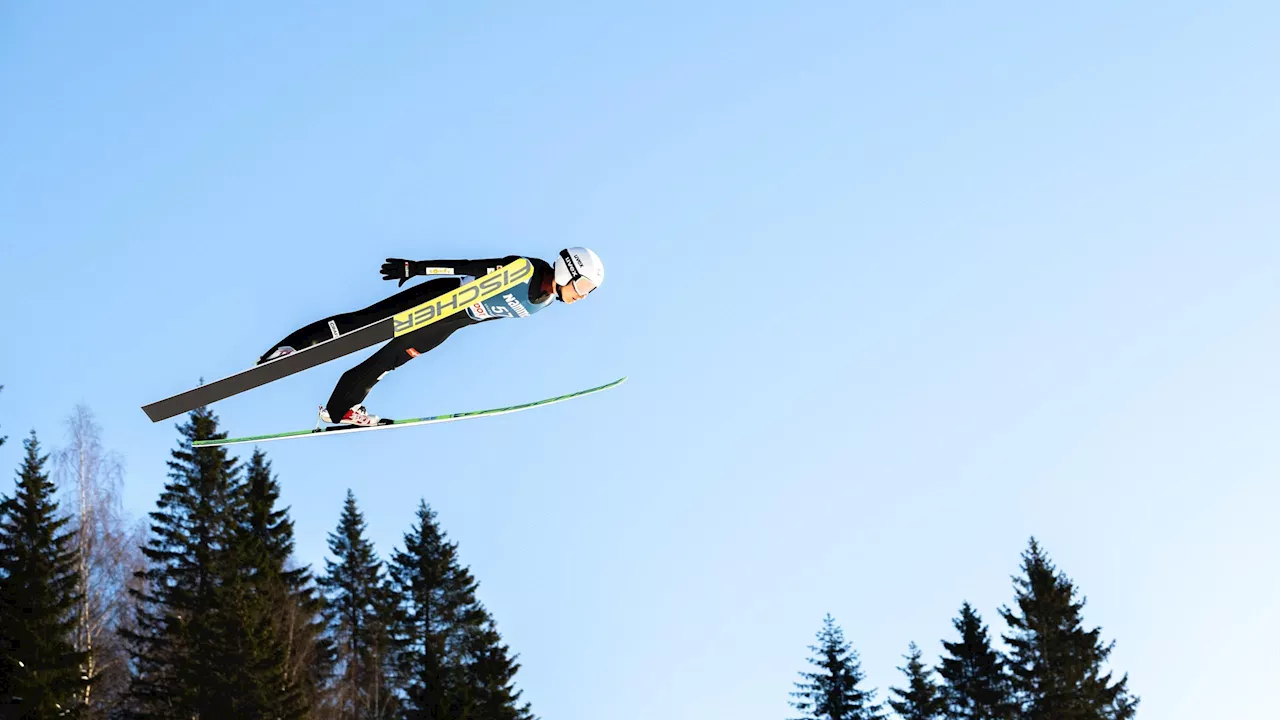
xmin=789 ymin=539 xmax=1139 ymax=720
xmin=0 ymin=386 xmax=1143 ymax=720
xmin=0 ymin=395 xmax=533 ymax=719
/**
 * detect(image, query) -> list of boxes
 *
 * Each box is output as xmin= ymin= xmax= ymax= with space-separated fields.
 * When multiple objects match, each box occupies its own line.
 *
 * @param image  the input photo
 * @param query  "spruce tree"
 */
xmin=217 ymin=449 xmax=322 ymax=719
xmin=790 ymin=614 xmax=883 ymax=720
xmin=889 ymin=642 xmax=941 ymax=720
xmin=461 ymin=619 xmax=533 ymax=720
xmin=389 ymin=501 xmax=532 ymax=720
xmin=0 ymin=431 xmax=89 ymax=716
xmin=123 ymin=406 xmax=242 ymax=717
xmin=937 ymin=602 xmax=1015 ymax=720
xmin=319 ymin=490 xmax=397 ymax=719
xmin=245 ymin=450 xmax=334 ymax=709
xmin=1000 ymin=539 xmax=1138 ymax=720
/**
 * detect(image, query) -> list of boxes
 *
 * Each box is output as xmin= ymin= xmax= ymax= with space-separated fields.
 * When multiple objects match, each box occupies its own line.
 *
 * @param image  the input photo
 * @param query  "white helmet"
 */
xmin=554 ymin=247 xmax=605 ymax=296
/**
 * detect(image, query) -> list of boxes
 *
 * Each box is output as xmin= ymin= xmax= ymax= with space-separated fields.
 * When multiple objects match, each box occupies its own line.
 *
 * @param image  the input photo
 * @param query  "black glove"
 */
xmin=381 ymin=258 xmax=424 ymax=287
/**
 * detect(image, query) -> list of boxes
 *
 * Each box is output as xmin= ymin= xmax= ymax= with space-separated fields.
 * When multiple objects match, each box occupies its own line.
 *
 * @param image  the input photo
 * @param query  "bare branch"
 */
xmin=54 ymin=405 xmax=141 ymax=718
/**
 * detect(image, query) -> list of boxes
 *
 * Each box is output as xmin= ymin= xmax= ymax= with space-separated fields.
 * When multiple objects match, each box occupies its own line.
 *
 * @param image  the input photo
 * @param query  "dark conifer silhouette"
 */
xmin=1001 ymin=538 xmax=1138 ymax=720
xmin=889 ymin=642 xmax=942 ymax=720
xmin=791 ymin=614 xmax=883 ymax=720
xmin=0 ymin=432 xmax=88 ymax=715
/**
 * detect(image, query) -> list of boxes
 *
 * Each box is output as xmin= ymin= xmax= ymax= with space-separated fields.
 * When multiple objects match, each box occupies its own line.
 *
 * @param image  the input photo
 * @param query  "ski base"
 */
xmin=192 ymin=377 xmax=626 ymax=448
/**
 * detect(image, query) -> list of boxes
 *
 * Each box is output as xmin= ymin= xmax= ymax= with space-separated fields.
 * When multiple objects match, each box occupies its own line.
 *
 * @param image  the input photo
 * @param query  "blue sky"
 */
xmin=2 ymin=2 xmax=1278 ymax=717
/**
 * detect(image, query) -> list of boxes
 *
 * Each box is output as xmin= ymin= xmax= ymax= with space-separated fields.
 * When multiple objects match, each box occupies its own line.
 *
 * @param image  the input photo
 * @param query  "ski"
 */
xmin=141 ymin=259 xmax=534 ymax=423
xmin=191 ymin=376 xmax=626 ymax=447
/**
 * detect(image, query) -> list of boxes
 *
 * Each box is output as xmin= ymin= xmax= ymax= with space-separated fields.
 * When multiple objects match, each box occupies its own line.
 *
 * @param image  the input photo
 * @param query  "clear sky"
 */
xmin=2 ymin=2 xmax=1277 ymax=718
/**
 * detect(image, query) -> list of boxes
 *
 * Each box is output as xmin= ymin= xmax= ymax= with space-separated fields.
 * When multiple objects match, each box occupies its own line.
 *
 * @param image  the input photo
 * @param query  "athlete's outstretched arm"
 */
xmin=379 ymin=256 xmax=520 ymax=286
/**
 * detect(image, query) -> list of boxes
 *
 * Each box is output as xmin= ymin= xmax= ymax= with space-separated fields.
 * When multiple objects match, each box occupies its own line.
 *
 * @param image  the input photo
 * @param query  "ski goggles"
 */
xmin=570 ymin=276 xmax=597 ymax=296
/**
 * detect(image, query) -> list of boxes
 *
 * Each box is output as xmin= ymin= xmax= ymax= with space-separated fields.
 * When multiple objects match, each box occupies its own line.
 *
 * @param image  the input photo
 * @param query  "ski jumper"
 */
xmin=262 ymin=256 xmax=554 ymax=419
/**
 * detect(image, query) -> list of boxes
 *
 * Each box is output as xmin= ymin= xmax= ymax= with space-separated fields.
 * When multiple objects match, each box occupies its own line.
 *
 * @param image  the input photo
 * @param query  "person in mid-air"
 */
xmin=258 ymin=247 xmax=605 ymax=427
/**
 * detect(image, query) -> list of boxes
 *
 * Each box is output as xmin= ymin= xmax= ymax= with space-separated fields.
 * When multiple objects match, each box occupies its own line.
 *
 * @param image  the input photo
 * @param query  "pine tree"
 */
xmin=1000 ymin=539 xmax=1138 ymax=720
xmin=790 ymin=614 xmax=883 ymax=720
xmin=889 ymin=642 xmax=941 ymax=720
xmin=389 ymin=501 xmax=532 ymax=720
xmin=245 ymin=449 xmax=334 ymax=710
xmin=461 ymin=619 xmax=533 ymax=720
xmin=0 ymin=431 xmax=89 ymax=716
xmin=319 ymin=490 xmax=397 ymax=719
xmin=388 ymin=501 xmax=463 ymax=719
xmin=123 ymin=406 xmax=243 ymax=717
xmin=937 ymin=602 xmax=1015 ymax=720
xmin=217 ymin=449 xmax=323 ymax=719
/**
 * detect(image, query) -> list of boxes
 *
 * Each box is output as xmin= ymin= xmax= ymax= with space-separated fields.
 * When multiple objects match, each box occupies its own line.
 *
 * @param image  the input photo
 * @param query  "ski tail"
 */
xmin=142 ymin=317 xmax=393 ymax=423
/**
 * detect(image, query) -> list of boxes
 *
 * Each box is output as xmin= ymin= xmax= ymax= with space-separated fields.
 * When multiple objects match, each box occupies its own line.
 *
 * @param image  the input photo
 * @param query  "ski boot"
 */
xmin=257 ymin=346 xmax=296 ymax=365
xmin=319 ymin=405 xmax=389 ymax=427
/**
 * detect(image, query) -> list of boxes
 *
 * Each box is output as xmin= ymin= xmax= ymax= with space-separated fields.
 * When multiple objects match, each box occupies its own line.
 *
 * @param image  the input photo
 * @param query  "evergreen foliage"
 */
xmin=0 ymin=431 xmax=88 ymax=716
xmin=123 ymin=407 xmax=243 ymax=717
xmin=888 ymin=642 xmax=941 ymax=720
xmin=791 ymin=614 xmax=883 ymax=720
xmin=244 ymin=449 xmax=335 ymax=711
xmin=937 ymin=602 xmax=1015 ymax=720
xmin=459 ymin=620 xmax=533 ymax=720
xmin=319 ymin=490 xmax=398 ymax=719
xmin=217 ymin=449 xmax=323 ymax=718
xmin=389 ymin=501 xmax=531 ymax=720
xmin=1000 ymin=539 xmax=1139 ymax=720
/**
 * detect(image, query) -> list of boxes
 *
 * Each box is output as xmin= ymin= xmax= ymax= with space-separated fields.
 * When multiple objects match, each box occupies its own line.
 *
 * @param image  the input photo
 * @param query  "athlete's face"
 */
xmin=557 ymin=277 xmax=596 ymax=304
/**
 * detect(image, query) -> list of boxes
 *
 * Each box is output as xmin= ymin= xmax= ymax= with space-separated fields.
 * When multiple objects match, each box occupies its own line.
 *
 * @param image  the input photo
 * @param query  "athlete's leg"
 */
xmin=259 ymin=278 xmax=461 ymax=363
xmin=324 ymin=312 xmax=473 ymax=419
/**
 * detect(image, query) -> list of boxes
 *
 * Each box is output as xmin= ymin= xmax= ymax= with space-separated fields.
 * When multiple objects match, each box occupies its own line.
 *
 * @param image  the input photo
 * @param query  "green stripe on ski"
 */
xmin=192 ymin=377 xmax=627 ymax=448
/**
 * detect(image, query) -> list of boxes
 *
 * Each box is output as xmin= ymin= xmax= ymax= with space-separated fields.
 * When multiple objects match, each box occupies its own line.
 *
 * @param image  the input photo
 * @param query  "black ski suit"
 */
xmin=263 ymin=256 xmax=554 ymax=419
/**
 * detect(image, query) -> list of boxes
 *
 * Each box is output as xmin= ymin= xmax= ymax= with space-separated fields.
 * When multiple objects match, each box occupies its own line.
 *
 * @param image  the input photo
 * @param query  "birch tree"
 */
xmin=56 ymin=405 xmax=143 ymax=716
